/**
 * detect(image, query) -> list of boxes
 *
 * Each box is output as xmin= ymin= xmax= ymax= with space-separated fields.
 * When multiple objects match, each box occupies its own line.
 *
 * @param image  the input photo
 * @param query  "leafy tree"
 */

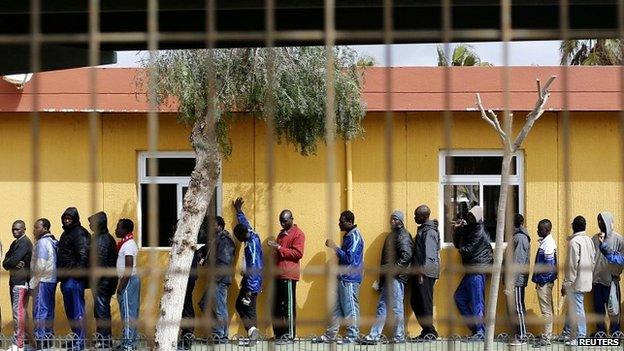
xmin=140 ymin=46 xmax=367 ymax=350
xmin=560 ymin=39 xmax=624 ymax=65
xmin=437 ymin=44 xmax=493 ymax=66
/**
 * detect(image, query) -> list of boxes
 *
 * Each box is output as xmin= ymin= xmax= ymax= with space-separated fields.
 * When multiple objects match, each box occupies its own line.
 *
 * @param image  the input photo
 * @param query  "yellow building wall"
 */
xmin=0 ymin=111 xmax=622 ymax=339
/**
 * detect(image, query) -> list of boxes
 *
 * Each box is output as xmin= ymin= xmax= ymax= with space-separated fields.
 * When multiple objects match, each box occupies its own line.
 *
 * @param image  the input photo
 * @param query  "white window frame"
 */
xmin=137 ymin=151 xmax=222 ymax=250
xmin=438 ymin=149 xmax=524 ymax=248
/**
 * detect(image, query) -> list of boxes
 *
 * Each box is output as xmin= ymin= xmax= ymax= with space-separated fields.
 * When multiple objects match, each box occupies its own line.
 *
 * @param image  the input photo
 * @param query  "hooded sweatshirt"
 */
xmin=88 ymin=212 xmax=119 ymax=296
xmin=511 ymin=225 xmax=531 ymax=287
xmin=592 ymin=212 xmax=624 ymax=286
xmin=57 ymin=207 xmax=91 ymax=283
xmin=564 ymin=230 xmax=595 ymax=293
xmin=412 ymin=219 xmax=440 ymax=279
xmin=452 ymin=206 xmax=493 ymax=268
xmin=30 ymin=233 xmax=58 ymax=289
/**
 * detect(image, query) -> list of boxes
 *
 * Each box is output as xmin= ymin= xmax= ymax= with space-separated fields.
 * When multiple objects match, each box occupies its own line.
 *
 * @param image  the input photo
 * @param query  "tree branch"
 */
xmin=513 ymin=75 xmax=557 ymax=149
xmin=476 ymin=93 xmax=508 ymax=143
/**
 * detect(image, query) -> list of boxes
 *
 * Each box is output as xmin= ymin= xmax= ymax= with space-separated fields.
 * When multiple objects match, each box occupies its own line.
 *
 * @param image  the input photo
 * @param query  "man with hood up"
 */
xmin=504 ymin=214 xmax=531 ymax=345
xmin=452 ymin=205 xmax=493 ymax=341
xmin=360 ymin=210 xmax=413 ymax=345
xmin=57 ymin=207 xmax=91 ymax=350
xmin=88 ymin=211 xmax=118 ymax=348
xmin=592 ymin=212 xmax=624 ymax=336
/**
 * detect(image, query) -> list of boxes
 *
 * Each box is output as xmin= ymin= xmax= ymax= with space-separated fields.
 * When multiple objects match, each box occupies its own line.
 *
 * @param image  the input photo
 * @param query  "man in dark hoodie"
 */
xmin=88 ymin=211 xmax=118 ymax=348
xmin=3 ymin=220 xmax=33 ymax=350
xmin=452 ymin=205 xmax=493 ymax=341
xmin=410 ymin=205 xmax=440 ymax=341
xmin=505 ymin=214 xmax=531 ymax=345
xmin=360 ymin=210 xmax=413 ymax=345
xmin=199 ymin=216 xmax=235 ymax=343
xmin=57 ymin=207 xmax=91 ymax=350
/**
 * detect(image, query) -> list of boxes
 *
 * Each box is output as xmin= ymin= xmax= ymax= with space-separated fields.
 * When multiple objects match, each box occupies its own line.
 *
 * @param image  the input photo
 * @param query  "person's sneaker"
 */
xmin=356 ymin=335 xmax=378 ymax=345
xmin=508 ymin=338 xmax=527 ymax=346
xmin=461 ymin=333 xmax=485 ymax=342
xmin=553 ymin=334 xmax=570 ymax=343
xmin=337 ymin=338 xmax=354 ymax=345
xmin=311 ymin=335 xmax=333 ymax=344
xmin=248 ymin=327 xmax=259 ymax=347
xmin=564 ymin=339 xmax=578 ymax=346
xmin=390 ymin=338 xmax=405 ymax=344
xmin=275 ymin=339 xmax=294 ymax=345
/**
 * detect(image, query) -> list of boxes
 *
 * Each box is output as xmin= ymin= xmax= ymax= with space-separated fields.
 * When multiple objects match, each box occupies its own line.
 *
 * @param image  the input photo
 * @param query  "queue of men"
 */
xmin=2 ymin=200 xmax=624 ymax=350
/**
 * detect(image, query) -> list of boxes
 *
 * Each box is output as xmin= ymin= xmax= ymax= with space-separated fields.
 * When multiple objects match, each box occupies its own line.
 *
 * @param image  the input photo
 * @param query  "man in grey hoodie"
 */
xmin=590 ymin=212 xmax=623 ymax=336
xmin=505 ymin=214 xmax=531 ymax=345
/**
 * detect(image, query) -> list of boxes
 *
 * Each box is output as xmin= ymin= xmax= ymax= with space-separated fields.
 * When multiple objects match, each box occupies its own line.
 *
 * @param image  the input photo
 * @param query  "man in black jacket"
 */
xmin=361 ymin=211 xmax=413 ymax=344
xmin=3 ymin=220 xmax=33 ymax=350
xmin=57 ymin=207 xmax=91 ymax=350
xmin=410 ymin=205 xmax=440 ymax=340
xmin=88 ymin=211 xmax=118 ymax=348
xmin=452 ymin=205 xmax=493 ymax=341
xmin=199 ymin=216 xmax=234 ymax=343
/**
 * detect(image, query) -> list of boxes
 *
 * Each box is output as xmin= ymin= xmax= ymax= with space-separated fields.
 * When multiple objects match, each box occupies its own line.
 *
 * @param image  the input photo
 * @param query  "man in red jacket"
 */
xmin=267 ymin=209 xmax=305 ymax=344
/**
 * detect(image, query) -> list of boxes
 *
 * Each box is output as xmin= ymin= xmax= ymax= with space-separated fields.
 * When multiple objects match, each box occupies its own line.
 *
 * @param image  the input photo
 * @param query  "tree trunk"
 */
xmin=155 ymin=118 xmax=222 ymax=351
xmin=484 ymin=152 xmax=513 ymax=351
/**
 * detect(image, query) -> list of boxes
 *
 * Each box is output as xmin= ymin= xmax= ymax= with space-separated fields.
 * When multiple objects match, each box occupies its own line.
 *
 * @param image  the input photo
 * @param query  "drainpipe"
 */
xmin=345 ymin=140 xmax=353 ymax=210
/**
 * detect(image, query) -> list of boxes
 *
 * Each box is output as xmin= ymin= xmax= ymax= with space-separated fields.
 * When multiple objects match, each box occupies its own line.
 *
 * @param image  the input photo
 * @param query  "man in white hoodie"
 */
xmin=590 ymin=212 xmax=623 ymax=336
xmin=561 ymin=216 xmax=596 ymax=345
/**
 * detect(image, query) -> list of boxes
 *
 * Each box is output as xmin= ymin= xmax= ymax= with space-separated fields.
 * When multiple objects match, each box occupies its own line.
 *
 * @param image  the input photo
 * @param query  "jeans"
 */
xmin=454 ymin=273 xmax=486 ymax=336
xmin=10 ymin=285 xmax=29 ymax=348
xmin=200 ymin=282 xmax=229 ymax=338
xmin=326 ymin=281 xmax=361 ymax=340
xmin=94 ymin=290 xmax=114 ymax=339
xmin=33 ymin=282 xmax=57 ymax=349
xmin=592 ymin=283 xmax=621 ymax=334
xmin=563 ymin=291 xmax=587 ymax=338
xmin=61 ymin=278 xmax=86 ymax=350
xmin=369 ymin=278 xmax=405 ymax=341
xmin=118 ymin=276 xmax=141 ymax=350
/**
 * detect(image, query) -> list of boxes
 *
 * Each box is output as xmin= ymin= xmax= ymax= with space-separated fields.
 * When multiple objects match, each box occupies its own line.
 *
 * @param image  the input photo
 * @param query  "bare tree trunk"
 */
xmin=484 ymin=152 xmax=513 ymax=351
xmin=155 ymin=118 xmax=222 ymax=351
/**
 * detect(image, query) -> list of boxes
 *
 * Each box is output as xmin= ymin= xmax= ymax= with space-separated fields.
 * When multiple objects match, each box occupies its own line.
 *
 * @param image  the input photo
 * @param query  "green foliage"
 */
xmin=436 ymin=44 xmax=492 ymax=67
xmin=560 ymin=39 xmax=624 ymax=65
xmin=141 ymin=47 xmax=368 ymax=156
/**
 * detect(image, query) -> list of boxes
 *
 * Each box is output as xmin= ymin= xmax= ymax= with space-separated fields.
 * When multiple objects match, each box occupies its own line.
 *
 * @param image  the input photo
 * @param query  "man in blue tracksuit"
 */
xmin=232 ymin=197 xmax=264 ymax=346
xmin=452 ymin=206 xmax=493 ymax=341
xmin=30 ymin=218 xmax=58 ymax=350
xmin=313 ymin=210 xmax=364 ymax=344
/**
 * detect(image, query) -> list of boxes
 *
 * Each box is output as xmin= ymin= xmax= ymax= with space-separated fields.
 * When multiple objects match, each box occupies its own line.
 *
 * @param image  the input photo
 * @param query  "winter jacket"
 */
xmin=412 ymin=220 xmax=440 ymax=279
xmin=2 ymin=234 xmax=33 ymax=286
xmin=563 ymin=231 xmax=596 ymax=293
xmin=29 ymin=233 xmax=58 ymax=289
xmin=510 ymin=226 xmax=531 ymax=287
xmin=336 ymin=226 xmax=364 ymax=283
xmin=237 ymin=210 xmax=264 ymax=293
xmin=380 ymin=226 xmax=413 ymax=285
xmin=532 ymin=234 xmax=558 ymax=285
xmin=600 ymin=242 xmax=624 ymax=266
xmin=592 ymin=212 xmax=624 ymax=286
xmin=57 ymin=207 xmax=91 ymax=283
xmin=275 ymin=224 xmax=306 ymax=281
xmin=88 ymin=212 xmax=119 ymax=296
xmin=452 ymin=223 xmax=493 ymax=268
xmin=205 ymin=229 xmax=235 ymax=285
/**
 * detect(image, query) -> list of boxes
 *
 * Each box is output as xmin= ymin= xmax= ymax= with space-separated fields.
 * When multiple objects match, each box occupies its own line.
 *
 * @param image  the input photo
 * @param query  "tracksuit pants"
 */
xmin=454 ymin=273 xmax=486 ymax=336
xmin=10 ymin=284 xmax=29 ymax=348
xmin=33 ymin=282 xmax=57 ymax=349
xmin=411 ymin=277 xmax=438 ymax=337
xmin=592 ymin=282 xmax=621 ymax=334
xmin=325 ymin=281 xmax=361 ymax=341
xmin=118 ymin=275 xmax=141 ymax=350
xmin=61 ymin=278 xmax=86 ymax=350
xmin=235 ymin=289 xmax=259 ymax=333
xmin=273 ymin=279 xmax=297 ymax=340
xmin=507 ymin=286 xmax=527 ymax=338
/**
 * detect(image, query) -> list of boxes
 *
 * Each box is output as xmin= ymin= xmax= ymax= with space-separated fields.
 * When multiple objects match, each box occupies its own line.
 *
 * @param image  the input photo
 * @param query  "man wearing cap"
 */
xmin=360 ymin=211 xmax=413 ymax=344
xmin=452 ymin=205 xmax=493 ymax=341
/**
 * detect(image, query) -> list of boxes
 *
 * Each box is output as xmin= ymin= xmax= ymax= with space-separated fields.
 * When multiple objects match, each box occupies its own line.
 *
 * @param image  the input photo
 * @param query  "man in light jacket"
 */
xmin=590 ymin=212 xmax=623 ymax=336
xmin=410 ymin=205 xmax=440 ymax=341
xmin=561 ymin=216 xmax=596 ymax=345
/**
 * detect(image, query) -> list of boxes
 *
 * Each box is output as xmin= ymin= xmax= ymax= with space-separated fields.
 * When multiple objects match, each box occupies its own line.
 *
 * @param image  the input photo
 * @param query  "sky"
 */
xmin=107 ymin=40 xmax=563 ymax=68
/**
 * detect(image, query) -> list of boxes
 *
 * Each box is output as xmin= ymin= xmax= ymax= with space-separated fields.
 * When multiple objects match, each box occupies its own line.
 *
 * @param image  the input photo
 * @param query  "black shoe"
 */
xmin=356 ymin=336 xmax=378 ymax=345
xmin=275 ymin=339 xmax=294 ymax=345
xmin=311 ymin=335 xmax=333 ymax=344
xmin=461 ymin=333 xmax=485 ymax=342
